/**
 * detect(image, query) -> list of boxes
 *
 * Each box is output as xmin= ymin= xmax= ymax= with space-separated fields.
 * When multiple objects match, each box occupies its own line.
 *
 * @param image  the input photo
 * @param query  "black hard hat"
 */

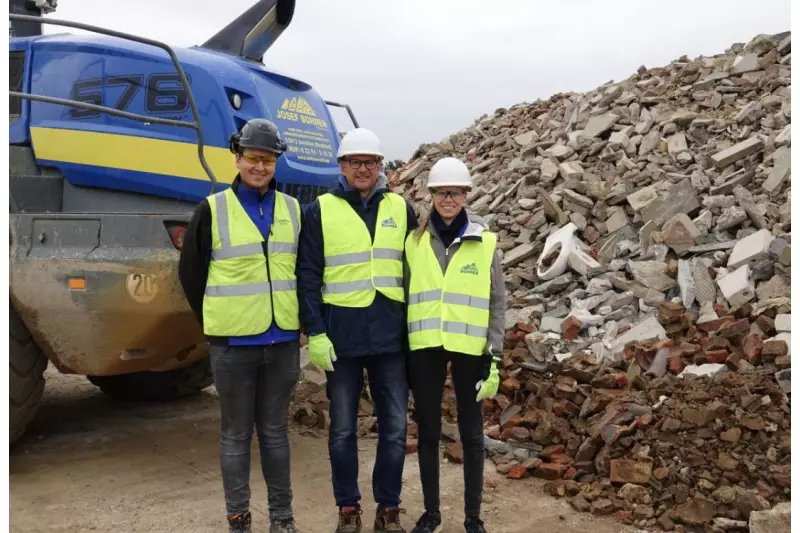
xmin=229 ymin=118 xmax=287 ymax=155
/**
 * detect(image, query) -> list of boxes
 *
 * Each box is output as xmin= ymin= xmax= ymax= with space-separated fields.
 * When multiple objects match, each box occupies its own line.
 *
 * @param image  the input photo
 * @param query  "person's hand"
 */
xmin=308 ymin=334 xmax=337 ymax=372
xmin=475 ymin=356 xmax=500 ymax=402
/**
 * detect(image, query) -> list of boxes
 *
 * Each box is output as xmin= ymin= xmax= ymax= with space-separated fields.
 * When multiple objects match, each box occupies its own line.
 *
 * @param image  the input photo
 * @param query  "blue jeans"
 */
xmin=325 ymin=352 xmax=408 ymax=508
xmin=209 ymin=342 xmax=300 ymax=520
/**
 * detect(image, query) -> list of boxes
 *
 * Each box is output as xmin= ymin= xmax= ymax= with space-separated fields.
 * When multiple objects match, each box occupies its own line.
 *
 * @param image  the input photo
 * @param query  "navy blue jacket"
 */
xmin=297 ymin=174 xmax=418 ymax=359
xmin=178 ymin=175 xmax=300 ymax=346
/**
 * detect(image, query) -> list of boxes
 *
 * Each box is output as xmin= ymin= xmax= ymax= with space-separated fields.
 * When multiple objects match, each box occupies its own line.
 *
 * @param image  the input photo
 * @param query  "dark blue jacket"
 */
xmin=178 ymin=175 xmax=300 ymax=346
xmin=297 ymin=174 xmax=418 ymax=358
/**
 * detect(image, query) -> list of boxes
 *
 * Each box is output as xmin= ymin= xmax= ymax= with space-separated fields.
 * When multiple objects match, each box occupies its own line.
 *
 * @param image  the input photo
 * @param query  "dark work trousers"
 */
xmin=325 ymin=352 xmax=408 ymax=509
xmin=408 ymin=349 xmax=485 ymax=518
xmin=209 ymin=341 xmax=300 ymax=520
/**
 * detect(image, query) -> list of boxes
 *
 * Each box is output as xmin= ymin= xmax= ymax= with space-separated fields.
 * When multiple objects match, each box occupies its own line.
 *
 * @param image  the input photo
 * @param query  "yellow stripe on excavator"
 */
xmin=30 ymin=126 xmax=238 ymax=183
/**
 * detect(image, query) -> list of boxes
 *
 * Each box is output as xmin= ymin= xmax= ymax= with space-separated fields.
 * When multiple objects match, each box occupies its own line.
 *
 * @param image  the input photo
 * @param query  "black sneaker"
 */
xmin=374 ymin=507 xmax=407 ymax=532
xmin=464 ymin=517 xmax=487 ymax=533
xmin=336 ymin=506 xmax=363 ymax=533
xmin=228 ymin=511 xmax=252 ymax=533
xmin=411 ymin=510 xmax=442 ymax=533
xmin=270 ymin=517 xmax=297 ymax=533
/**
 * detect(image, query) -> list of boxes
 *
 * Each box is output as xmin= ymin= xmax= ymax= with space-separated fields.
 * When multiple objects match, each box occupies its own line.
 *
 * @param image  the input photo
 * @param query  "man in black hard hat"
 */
xmin=179 ymin=118 xmax=302 ymax=533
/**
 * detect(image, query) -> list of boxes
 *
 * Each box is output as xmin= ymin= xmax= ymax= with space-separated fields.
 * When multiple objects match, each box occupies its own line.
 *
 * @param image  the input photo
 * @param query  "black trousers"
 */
xmin=407 ymin=349 xmax=485 ymax=518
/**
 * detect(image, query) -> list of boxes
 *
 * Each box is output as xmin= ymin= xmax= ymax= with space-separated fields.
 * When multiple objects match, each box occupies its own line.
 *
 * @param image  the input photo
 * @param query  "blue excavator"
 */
xmin=9 ymin=0 xmax=355 ymax=443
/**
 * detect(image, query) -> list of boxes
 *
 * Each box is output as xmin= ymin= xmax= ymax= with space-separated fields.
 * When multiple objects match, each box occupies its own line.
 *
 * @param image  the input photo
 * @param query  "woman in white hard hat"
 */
xmin=403 ymin=157 xmax=506 ymax=533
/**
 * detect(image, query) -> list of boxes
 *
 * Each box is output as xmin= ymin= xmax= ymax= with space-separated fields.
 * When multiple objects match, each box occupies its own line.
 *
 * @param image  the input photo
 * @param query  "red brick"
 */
xmin=502 ymin=415 xmax=522 ymax=429
xmin=562 ymin=316 xmax=582 ymax=342
xmin=506 ymin=464 xmax=529 ymax=480
xmin=516 ymin=322 xmax=534 ymax=334
xmin=405 ymin=439 xmax=418 ymax=455
xmin=755 ymin=315 xmax=775 ymax=335
xmin=705 ymin=349 xmax=730 ymax=364
xmin=696 ymin=316 xmax=735 ymax=333
xmin=563 ymin=466 xmax=578 ymax=480
xmin=762 ymin=340 xmax=789 ymax=361
xmin=540 ymin=444 xmax=566 ymax=461
xmin=549 ymin=454 xmax=574 ymax=466
xmin=743 ymin=334 xmax=764 ymax=363
xmin=668 ymin=354 xmax=685 ymax=374
xmin=719 ymin=318 xmax=751 ymax=338
xmin=533 ymin=463 xmax=570 ymax=480
xmin=444 ymin=442 xmax=463 ymax=464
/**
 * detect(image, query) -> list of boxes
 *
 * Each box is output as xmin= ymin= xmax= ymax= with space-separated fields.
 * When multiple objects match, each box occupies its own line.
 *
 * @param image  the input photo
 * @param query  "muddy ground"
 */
xmin=10 ymin=366 xmax=637 ymax=533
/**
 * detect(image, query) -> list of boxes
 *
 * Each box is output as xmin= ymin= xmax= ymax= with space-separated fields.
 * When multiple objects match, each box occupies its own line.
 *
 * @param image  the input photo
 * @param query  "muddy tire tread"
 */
xmin=10 ymin=304 xmax=48 ymax=444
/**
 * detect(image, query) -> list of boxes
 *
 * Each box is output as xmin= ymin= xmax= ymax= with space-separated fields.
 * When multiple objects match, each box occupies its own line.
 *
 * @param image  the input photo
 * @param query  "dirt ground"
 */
xmin=10 ymin=366 xmax=637 ymax=533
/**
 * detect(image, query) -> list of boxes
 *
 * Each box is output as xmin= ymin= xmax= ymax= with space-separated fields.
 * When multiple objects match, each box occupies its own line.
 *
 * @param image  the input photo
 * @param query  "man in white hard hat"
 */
xmin=297 ymin=128 xmax=418 ymax=533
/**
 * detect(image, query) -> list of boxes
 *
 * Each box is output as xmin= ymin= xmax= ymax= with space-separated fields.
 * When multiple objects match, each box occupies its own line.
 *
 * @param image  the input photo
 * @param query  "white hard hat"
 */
xmin=427 ymin=157 xmax=472 ymax=189
xmin=336 ymin=128 xmax=384 ymax=159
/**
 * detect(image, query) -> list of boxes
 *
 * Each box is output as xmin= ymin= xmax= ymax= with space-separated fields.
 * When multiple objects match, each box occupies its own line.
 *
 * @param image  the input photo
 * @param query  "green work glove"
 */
xmin=475 ymin=356 xmax=501 ymax=402
xmin=308 ymin=333 xmax=337 ymax=372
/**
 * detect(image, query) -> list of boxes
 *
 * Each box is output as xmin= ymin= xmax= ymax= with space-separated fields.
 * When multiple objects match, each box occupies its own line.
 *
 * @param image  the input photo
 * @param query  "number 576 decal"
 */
xmin=68 ymin=73 xmax=193 ymax=119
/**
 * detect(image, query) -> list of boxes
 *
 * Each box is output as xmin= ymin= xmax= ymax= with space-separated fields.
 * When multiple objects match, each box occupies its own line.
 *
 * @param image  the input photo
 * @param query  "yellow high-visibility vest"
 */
xmin=405 ymin=228 xmax=497 ymax=356
xmin=202 ymin=187 xmax=301 ymax=336
xmin=318 ymin=192 xmax=407 ymax=307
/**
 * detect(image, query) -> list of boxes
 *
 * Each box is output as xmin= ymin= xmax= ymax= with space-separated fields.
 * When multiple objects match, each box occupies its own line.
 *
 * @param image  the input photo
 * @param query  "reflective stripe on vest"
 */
xmin=318 ymin=192 xmax=407 ymax=307
xmin=405 ymin=229 xmax=497 ymax=356
xmin=202 ymin=187 xmax=301 ymax=336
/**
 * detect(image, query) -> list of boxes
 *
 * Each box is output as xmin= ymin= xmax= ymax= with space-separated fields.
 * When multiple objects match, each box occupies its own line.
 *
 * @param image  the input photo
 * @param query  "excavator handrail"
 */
xmin=9 ymin=13 xmax=220 ymax=193
xmin=325 ymin=100 xmax=360 ymax=129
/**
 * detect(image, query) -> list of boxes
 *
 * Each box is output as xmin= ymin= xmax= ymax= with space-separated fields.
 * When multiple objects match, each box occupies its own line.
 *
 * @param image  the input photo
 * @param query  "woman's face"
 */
xmin=432 ymin=186 xmax=468 ymax=221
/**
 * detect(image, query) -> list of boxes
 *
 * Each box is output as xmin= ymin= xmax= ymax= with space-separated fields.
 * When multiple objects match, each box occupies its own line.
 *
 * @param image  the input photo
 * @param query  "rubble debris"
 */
xmin=390 ymin=30 xmax=792 ymax=533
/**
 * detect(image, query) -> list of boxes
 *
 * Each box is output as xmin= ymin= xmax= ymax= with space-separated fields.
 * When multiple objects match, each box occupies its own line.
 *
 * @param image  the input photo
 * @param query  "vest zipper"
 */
xmin=261 ymin=201 xmax=276 ymax=343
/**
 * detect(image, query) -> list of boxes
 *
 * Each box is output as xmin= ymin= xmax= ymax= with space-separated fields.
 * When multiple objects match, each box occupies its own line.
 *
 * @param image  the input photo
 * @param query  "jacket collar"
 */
xmin=427 ymin=211 xmax=487 ymax=243
xmin=230 ymin=174 xmax=277 ymax=199
xmin=331 ymin=173 xmax=390 ymax=205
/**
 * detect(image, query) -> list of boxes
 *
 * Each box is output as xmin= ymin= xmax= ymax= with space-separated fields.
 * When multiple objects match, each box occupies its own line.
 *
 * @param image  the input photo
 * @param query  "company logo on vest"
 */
xmin=460 ymin=263 xmax=479 ymax=276
xmin=381 ymin=217 xmax=398 ymax=228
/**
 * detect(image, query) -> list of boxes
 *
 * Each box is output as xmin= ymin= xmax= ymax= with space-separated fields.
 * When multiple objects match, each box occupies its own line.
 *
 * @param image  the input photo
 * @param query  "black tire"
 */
xmin=87 ymin=357 xmax=213 ymax=401
xmin=10 ymin=303 xmax=48 ymax=445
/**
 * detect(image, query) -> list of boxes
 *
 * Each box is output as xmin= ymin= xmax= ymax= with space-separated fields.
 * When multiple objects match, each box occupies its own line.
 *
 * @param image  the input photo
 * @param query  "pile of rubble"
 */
xmin=391 ymin=31 xmax=792 ymax=531
xmin=472 ymin=300 xmax=790 ymax=531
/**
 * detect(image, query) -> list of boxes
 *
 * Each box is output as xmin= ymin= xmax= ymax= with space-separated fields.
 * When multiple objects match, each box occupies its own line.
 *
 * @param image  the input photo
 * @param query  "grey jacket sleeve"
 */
xmin=486 ymin=246 xmax=506 ymax=358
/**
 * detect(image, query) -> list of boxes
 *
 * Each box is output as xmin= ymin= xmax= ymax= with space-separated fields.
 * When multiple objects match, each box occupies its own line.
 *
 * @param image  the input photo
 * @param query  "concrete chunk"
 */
xmin=610 ymin=316 xmax=667 ymax=354
xmin=717 ymin=265 xmax=755 ymax=308
xmin=667 ymin=132 xmax=688 ymax=154
xmin=559 ymin=161 xmax=584 ymax=180
xmin=749 ymin=502 xmax=790 ymax=533
xmin=729 ymin=53 xmax=760 ymax=75
xmin=775 ymin=314 xmax=791 ymax=333
xmin=501 ymin=243 xmax=537 ymax=268
xmin=727 ymin=229 xmax=775 ymax=269
xmin=568 ymin=249 xmax=601 ymax=277
xmin=605 ymin=208 xmax=628 ymax=234
xmin=627 ymin=186 xmax=658 ymax=211
xmin=763 ymin=146 xmax=791 ymax=194
xmin=640 ymin=179 xmax=700 ymax=227
xmin=540 ymin=159 xmax=559 ymax=182
xmin=584 ymin=113 xmax=619 ymax=138
xmin=710 ymin=137 xmax=764 ymax=169
xmin=661 ymin=213 xmax=701 ymax=255
xmin=540 ymin=316 xmax=564 ymax=333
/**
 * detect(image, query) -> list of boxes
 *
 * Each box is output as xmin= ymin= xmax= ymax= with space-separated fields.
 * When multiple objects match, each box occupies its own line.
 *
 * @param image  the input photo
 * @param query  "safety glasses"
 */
xmin=241 ymin=153 xmax=277 ymax=165
xmin=430 ymin=188 xmax=467 ymax=199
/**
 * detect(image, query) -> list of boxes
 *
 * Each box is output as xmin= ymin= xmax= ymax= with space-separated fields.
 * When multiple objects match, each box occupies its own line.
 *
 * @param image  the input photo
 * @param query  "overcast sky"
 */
xmin=46 ymin=0 xmax=791 ymax=160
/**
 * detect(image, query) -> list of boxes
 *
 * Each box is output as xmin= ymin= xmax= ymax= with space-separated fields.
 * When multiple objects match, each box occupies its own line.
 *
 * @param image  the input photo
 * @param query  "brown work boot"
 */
xmin=374 ymin=507 xmax=407 ymax=532
xmin=335 ymin=505 xmax=363 ymax=533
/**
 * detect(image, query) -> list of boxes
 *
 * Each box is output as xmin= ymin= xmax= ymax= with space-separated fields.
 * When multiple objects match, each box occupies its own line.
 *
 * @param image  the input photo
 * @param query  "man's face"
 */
xmin=236 ymin=148 xmax=277 ymax=191
xmin=432 ymin=186 xmax=468 ymax=221
xmin=340 ymin=154 xmax=382 ymax=193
